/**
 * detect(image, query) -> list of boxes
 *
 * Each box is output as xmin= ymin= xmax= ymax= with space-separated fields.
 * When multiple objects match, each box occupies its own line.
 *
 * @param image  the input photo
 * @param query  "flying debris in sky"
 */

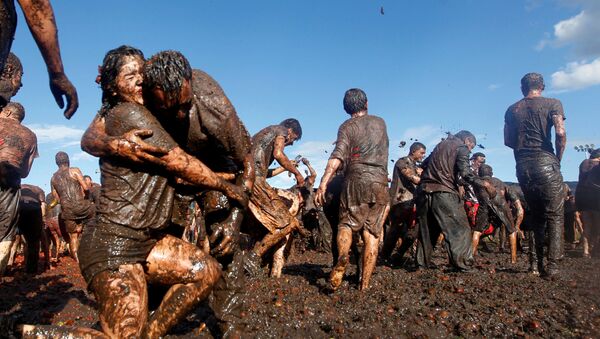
xmin=399 ymin=141 xmax=406 ymax=148
xmin=477 ymin=144 xmax=486 ymax=149
xmin=380 ymin=6 xmax=385 ymax=15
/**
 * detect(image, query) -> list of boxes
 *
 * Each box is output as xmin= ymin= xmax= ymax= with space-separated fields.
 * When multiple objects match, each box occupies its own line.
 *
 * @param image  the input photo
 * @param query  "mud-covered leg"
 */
xmin=360 ymin=230 xmax=379 ymax=290
xmin=330 ymin=227 xmax=352 ymax=290
xmin=68 ymin=232 xmax=80 ymax=262
xmin=471 ymin=231 xmax=482 ymax=257
xmin=145 ymin=235 xmax=222 ymax=338
xmin=509 ymin=232 xmax=517 ymax=264
xmin=253 ymin=218 xmax=299 ymax=258
xmin=270 ymin=235 xmax=290 ymax=278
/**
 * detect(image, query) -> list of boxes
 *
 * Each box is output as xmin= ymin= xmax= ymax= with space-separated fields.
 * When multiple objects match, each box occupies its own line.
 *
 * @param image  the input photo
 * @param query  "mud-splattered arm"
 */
xmin=17 ymin=0 xmax=78 ymax=118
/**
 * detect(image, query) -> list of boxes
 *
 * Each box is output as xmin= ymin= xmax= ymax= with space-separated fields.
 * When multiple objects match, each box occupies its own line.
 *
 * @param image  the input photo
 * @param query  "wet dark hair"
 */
xmin=455 ymin=130 xmax=477 ymax=145
xmin=55 ymin=151 xmax=70 ymax=166
xmin=0 ymin=53 xmax=22 ymax=80
xmin=144 ymin=50 xmax=192 ymax=103
xmin=590 ymin=148 xmax=600 ymax=160
xmin=280 ymin=118 xmax=302 ymax=140
xmin=98 ymin=45 xmax=144 ymax=116
xmin=479 ymin=164 xmax=493 ymax=177
xmin=471 ymin=152 xmax=486 ymax=160
xmin=409 ymin=142 xmax=426 ymax=154
xmin=2 ymin=101 xmax=24 ymax=122
xmin=521 ymin=72 xmax=545 ymax=95
xmin=343 ymin=88 xmax=368 ymax=115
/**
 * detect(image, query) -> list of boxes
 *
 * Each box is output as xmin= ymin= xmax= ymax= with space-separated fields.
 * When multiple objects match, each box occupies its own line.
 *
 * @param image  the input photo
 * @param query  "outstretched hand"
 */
xmin=209 ymin=208 xmax=242 ymax=257
xmin=50 ymin=72 xmax=78 ymax=119
xmin=314 ymin=185 xmax=327 ymax=207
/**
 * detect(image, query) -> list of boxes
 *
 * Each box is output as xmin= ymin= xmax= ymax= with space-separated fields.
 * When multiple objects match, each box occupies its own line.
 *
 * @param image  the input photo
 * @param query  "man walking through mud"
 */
xmin=504 ymin=72 xmax=566 ymax=277
xmin=415 ymin=131 xmax=494 ymax=272
xmin=315 ymin=88 xmax=389 ymax=291
xmin=50 ymin=151 xmax=94 ymax=262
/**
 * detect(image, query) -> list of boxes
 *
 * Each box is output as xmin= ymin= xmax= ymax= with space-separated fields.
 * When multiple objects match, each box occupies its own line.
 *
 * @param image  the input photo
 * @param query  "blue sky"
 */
xmin=9 ymin=0 xmax=600 ymax=193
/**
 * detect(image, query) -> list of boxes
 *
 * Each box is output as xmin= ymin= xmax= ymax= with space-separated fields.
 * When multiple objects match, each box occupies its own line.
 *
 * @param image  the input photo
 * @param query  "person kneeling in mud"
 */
xmin=21 ymin=46 xmax=247 ymax=338
xmin=248 ymin=119 xmax=306 ymax=278
xmin=471 ymin=164 xmax=524 ymax=264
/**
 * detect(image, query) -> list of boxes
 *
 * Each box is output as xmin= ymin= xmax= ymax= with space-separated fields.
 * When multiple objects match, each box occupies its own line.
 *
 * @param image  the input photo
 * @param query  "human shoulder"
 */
xmin=396 ymin=156 xmax=412 ymax=169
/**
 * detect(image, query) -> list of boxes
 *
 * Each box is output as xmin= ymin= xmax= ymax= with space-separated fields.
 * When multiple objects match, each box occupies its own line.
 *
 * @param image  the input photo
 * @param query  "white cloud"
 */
xmin=71 ymin=151 xmax=96 ymax=162
xmin=26 ymin=124 xmax=84 ymax=145
xmin=552 ymin=9 xmax=600 ymax=57
xmin=551 ymin=57 xmax=600 ymax=91
xmin=488 ymin=84 xmax=502 ymax=91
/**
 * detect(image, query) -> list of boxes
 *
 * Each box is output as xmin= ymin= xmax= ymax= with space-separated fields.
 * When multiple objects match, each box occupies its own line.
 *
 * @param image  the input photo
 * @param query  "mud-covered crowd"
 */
xmin=1 ymin=1 xmax=599 ymax=338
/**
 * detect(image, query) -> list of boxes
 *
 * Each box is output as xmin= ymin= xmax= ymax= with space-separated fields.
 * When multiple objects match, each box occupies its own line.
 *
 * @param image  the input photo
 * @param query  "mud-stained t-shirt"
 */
xmin=420 ymin=135 xmax=484 ymax=194
xmin=51 ymin=168 xmax=93 ymax=221
xmin=504 ymin=96 xmax=565 ymax=158
xmin=98 ymin=102 xmax=177 ymax=231
xmin=173 ymin=69 xmax=252 ymax=172
xmin=480 ymin=177 xmax=518 ymax=207
xmin=0 ymin=117 xmax=38 ymax=188
xmin=389 ymin=156 xmax=418 ymax=204
xmin=251 ymin=125 xmax=289 ymax=178
xmin=330 ymin=114 xmax=388 ymax=184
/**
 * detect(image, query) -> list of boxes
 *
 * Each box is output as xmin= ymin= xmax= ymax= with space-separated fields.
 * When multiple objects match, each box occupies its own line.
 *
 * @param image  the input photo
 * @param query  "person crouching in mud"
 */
xmin=315 ymin=88 xmax=390 ymax=291
xmin=21 ymin=46 xmax=248 ymax=338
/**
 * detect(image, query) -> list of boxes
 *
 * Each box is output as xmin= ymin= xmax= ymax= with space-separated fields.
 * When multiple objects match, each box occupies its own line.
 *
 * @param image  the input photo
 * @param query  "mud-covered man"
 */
xmin=50 ymin=151 xmax=93 ymax=262
xmin=415 ymin=131 xmax=495 ymax=272
xmin=0 ymin=70 xmax=37 ymax=276
xmin=0 ymin=0 xmax=77 ymax=117
xmin=382 ymin=141 xmax=426 ymax=263
xmin=464 ymin=152 xmax=486 ymax=227
xmin=83 ymin=175 xmax=100 ymax=206
xmin=471 ymin=164 xmax=524 ymax=264
xmin=315 ymin=88 xmax=389 ymax=291
xmin=248 ymin=118 xmax=305 ymax=277
xmin=504 ymin=72 xmax=566 ymax=277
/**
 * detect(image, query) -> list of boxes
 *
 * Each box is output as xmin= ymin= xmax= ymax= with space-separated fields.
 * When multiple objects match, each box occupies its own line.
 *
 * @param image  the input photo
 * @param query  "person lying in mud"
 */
xmin=21 ymin=46 xmax=248 ymax=338
xmin=315 ymin=88 xmax=390 ymax=291
xmin=382 ymin=141 xmax=426 ymax=264
xmin=471 ymin=164 xmax=524 ymax=264
xmin=50 ymin=151 xmax=94 ymax=263
xmin=248 ymin=118 xmax=306 ymax=278
xmin=415 ymin=131 xmax=495 ymax=272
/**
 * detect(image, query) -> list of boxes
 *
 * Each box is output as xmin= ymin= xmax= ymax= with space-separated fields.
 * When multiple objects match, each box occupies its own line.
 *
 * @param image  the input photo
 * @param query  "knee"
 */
xmin=196 ymin=255 xmax=222 ymax=287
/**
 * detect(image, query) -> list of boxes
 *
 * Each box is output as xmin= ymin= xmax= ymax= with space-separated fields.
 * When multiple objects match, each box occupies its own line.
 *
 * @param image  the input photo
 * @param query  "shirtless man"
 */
xmin=382 ymin=141 xmax=426 ymax=263
xmin=83 ymin=175 xmax=100 ymax=206
xmin=17 ymin=183 xmax=47 ymax=273
xmin=249 ymin=118 xmax=305 ymax=277
xmin=471 ymin=164 xmax=524 ymax=264
xmin=576 ymin=149 xmax=600 ymax=258
xmin=50 ymin=151 xmax=93 ymax=262
xmin=316 ymin=88 xmax=390 ymax=291
xmin=0 ymin=0 xmax=77 ymax=117
xmin=0 ymin=95 xmax=37 ymax=277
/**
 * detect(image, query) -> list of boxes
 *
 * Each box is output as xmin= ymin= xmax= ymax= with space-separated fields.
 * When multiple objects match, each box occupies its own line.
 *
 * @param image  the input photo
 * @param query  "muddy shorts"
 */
xmin=339 ymin=179 xmax=389 ymax=236
xmin=78 ymin=222 xmax=163 ymax=286
xmin=474 ymin=202 xmax=515 ymax=234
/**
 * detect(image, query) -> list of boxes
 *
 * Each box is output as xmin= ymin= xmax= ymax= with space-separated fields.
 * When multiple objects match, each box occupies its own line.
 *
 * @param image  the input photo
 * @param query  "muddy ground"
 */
xmin=1 ymin=240 xmax=599 ymax=338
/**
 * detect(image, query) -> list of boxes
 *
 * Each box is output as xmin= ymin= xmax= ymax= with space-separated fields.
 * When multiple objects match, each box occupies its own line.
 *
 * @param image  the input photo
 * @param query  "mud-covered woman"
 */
xmin=20 ymin=46 xmax=251 ymax=338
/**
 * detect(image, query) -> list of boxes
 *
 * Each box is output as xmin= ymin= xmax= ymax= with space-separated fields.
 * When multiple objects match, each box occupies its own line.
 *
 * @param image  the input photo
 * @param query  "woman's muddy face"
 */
xmin=115 ymin=56 xmax=144 ymax=105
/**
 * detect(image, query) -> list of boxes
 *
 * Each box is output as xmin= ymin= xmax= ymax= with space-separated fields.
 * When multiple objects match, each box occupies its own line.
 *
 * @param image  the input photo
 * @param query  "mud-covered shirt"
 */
xmin=98 ymin=102 xmax=177 ymax=231
xmin=251 ymin=125 xmax=289 ymax=178
xmin=330 ymin=114 xmax=388 ymax=184
xmin=389 ymin=156 xmax=418 ymax=205
xmin=172 ymin=69 xmax=252 ymax=172
xmin=420 ymin=135 xmax=484 ymax=194
xmin=51 ymin=168 xmax=93 ymax=221
xmin=504 ymin=96 xmax=565 ymax=158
